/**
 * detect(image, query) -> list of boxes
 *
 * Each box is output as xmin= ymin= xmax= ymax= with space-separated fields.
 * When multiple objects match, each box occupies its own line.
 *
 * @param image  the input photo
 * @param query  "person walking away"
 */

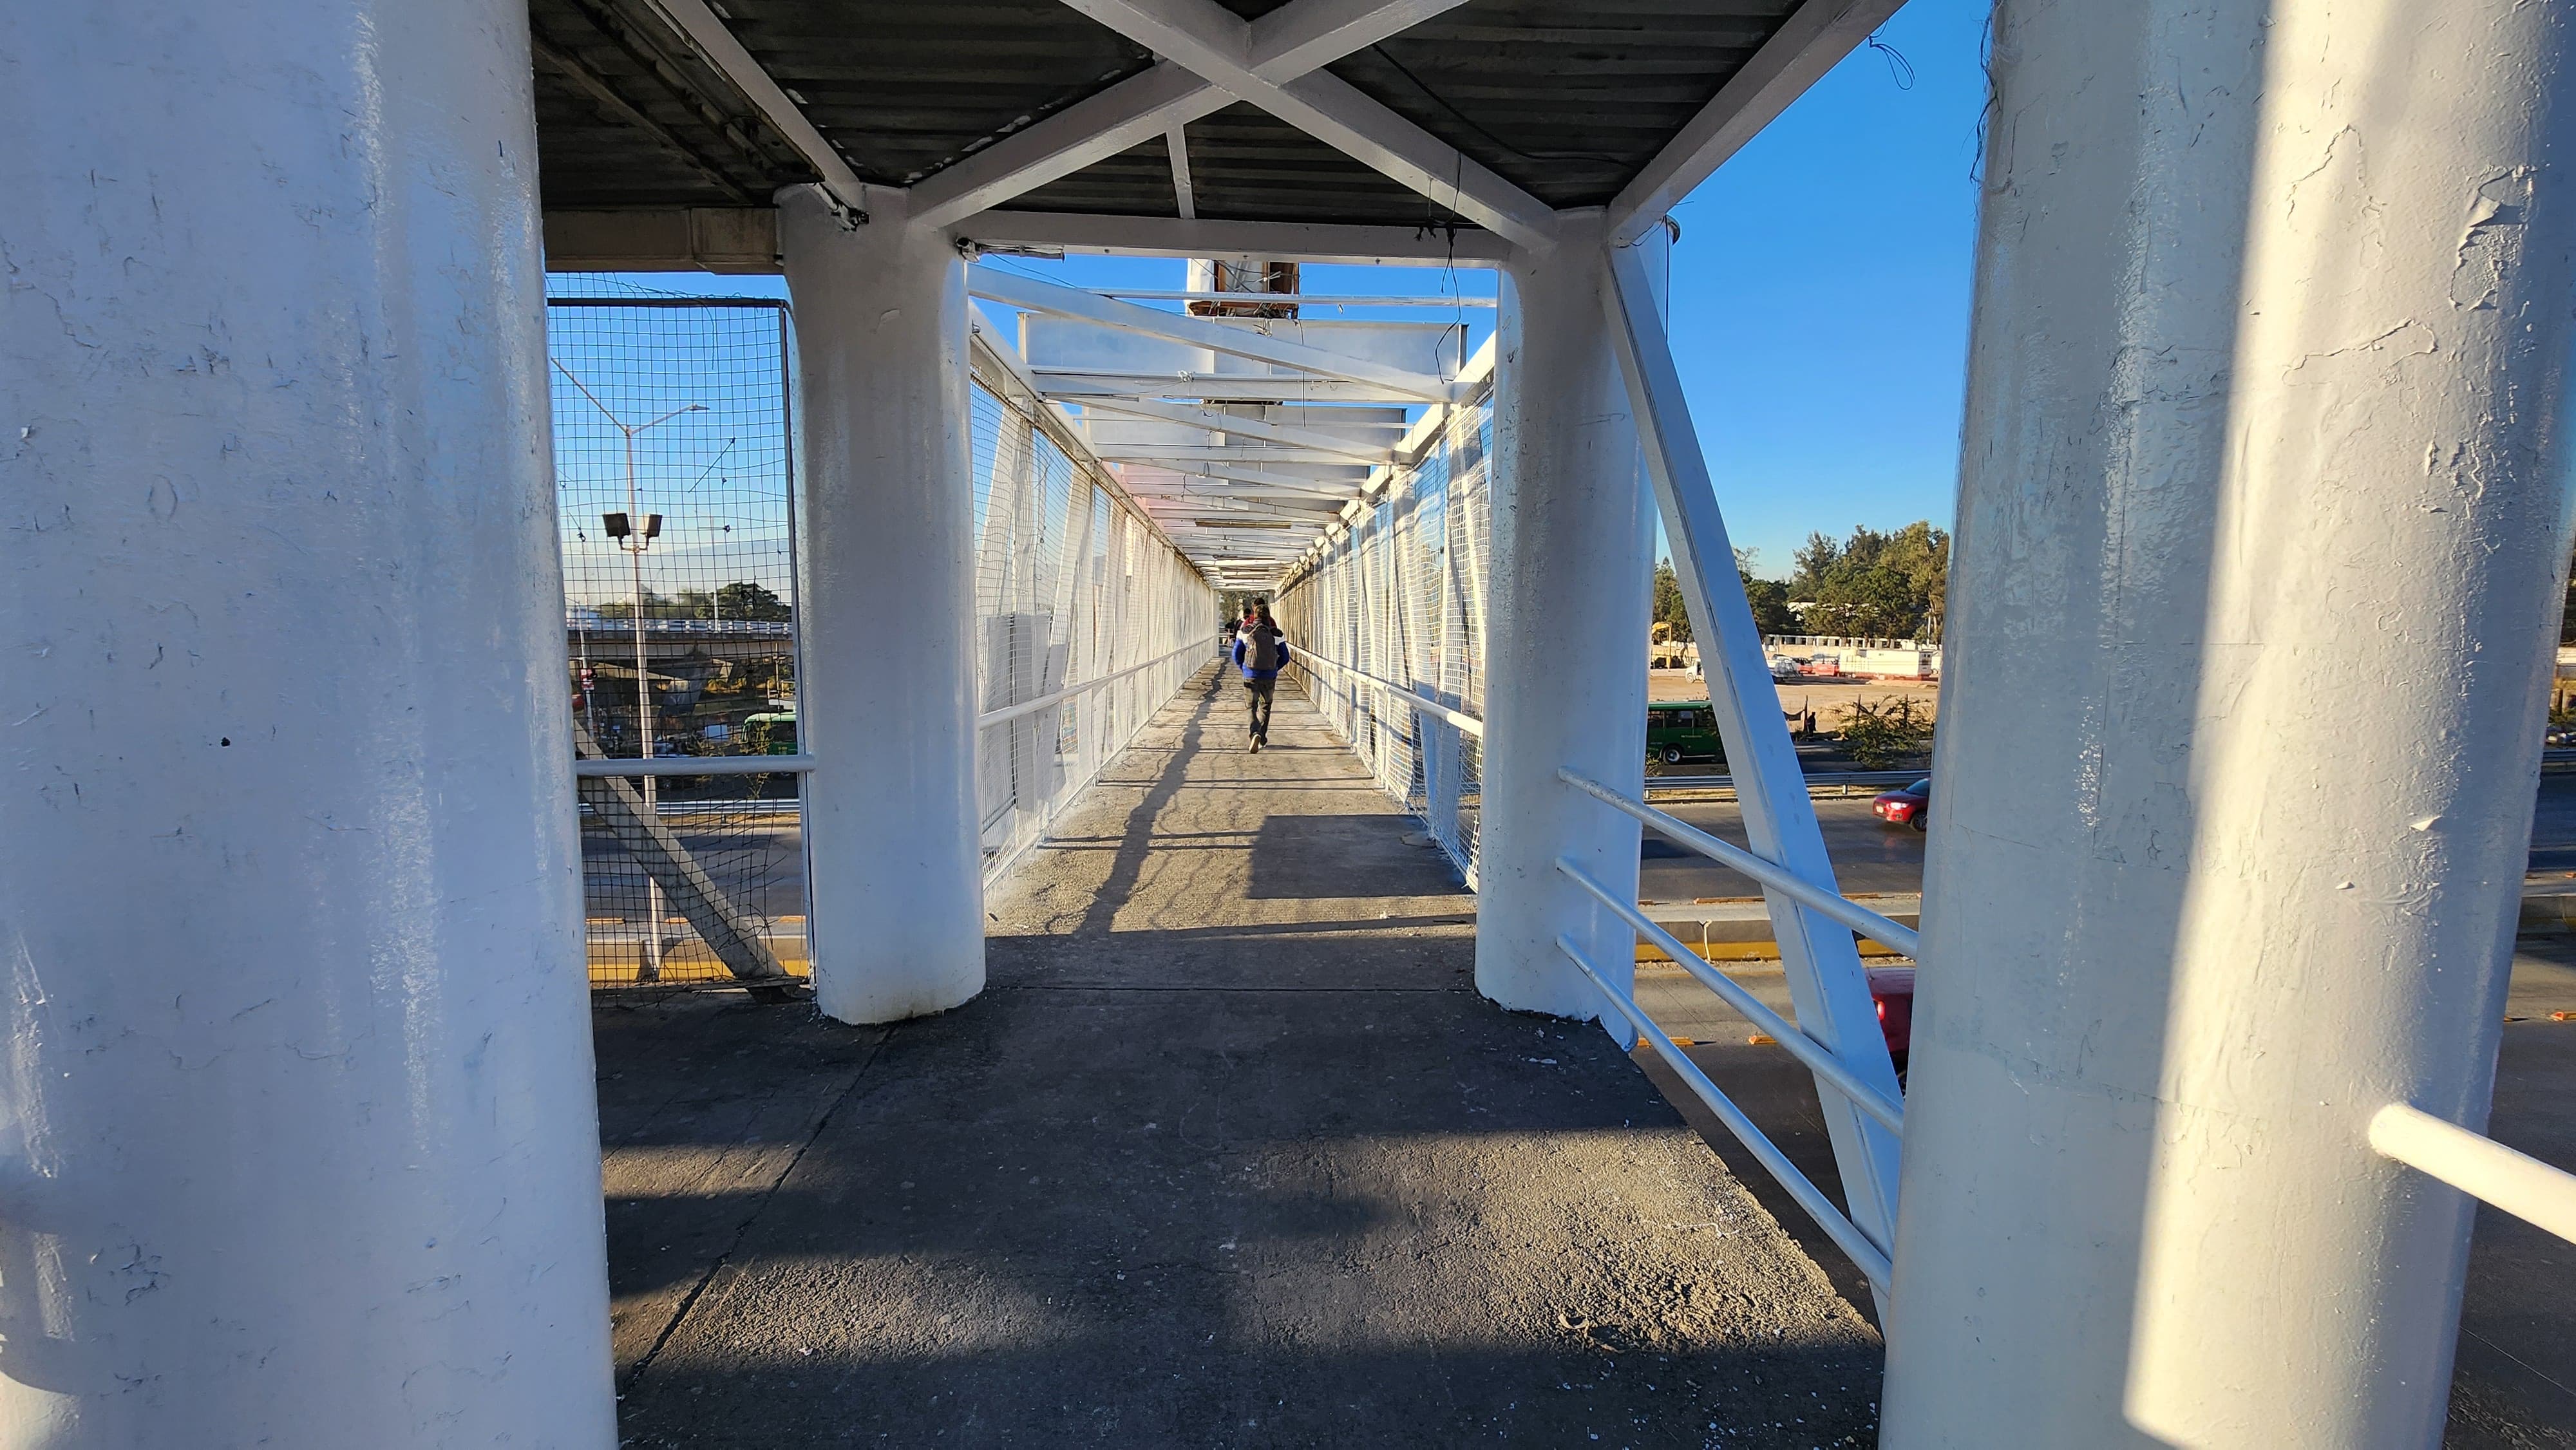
xmin=1232 ymin=603 xmax=1290 ymax=751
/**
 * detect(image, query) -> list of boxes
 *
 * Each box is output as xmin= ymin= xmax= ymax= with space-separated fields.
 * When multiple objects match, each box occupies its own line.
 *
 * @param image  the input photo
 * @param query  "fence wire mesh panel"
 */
xmin=972 ymin=335 xmax=1216 ymax=878
xmin=1275 ymin=393 xmax=1492 ymax=884
xmin=547 ymin=294 xmax=808 ymax=988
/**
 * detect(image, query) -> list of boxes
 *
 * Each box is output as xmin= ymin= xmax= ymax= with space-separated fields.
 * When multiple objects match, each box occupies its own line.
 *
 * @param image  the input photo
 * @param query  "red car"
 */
xmin=1869 ymin=966 xmax=1916 ymax=1080
xmin=1873 ymin=777 xmax=1931 ymax=830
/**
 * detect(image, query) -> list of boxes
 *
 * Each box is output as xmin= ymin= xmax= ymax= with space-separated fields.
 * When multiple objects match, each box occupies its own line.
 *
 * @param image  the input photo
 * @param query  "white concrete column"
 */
xmin=1884 ymin=3 xmax=2576 ymax=1444
xmin=779 ymin=188 xmax=985 ymax=1024
xmin=1478 ymin=211 xmax=1655 ymax=1023
xmin=0 ymin=3 xmax=613 ymax=1445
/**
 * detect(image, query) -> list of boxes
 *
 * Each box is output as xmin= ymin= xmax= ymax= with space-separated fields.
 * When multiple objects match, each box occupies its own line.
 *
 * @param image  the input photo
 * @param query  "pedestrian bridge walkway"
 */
xmin=597 ymin=667 xmax=1879 ymax=1446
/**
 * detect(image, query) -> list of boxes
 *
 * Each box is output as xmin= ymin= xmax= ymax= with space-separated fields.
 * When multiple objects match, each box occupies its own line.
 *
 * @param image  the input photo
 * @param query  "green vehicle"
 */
xmin=742 ymin=710 xmax=798 ymax=755
xmin=1646 ymin=701 xmax=1726 ymax=767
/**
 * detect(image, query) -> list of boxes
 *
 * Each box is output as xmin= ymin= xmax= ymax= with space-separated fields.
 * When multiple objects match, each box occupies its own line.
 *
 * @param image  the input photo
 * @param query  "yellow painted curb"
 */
xmin=1635 ymin=937 xmax=1905 ymax=965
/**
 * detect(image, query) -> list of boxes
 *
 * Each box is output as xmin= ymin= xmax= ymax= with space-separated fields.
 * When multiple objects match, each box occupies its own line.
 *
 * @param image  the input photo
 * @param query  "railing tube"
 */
xmin=1560 ymin=767 xmax=1920 ymax=956
xmin=574 ymin=755 xmax=817 ymax=778
xmin=1555 ymin=935 xmax=1893 ymax=1289
xmin=976 ymin=639 xmax=1213 ymax=730
xmin=1555 ymin=858 xmax=1904 ymax=1135
xmin=1291 ymin=648 xmax=1485 ymax=737
xmin=2370 ymin=1104 xmax=2576 ymax=1245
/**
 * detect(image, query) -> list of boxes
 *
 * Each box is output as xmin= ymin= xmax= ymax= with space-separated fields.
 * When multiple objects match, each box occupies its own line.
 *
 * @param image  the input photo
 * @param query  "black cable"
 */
xmin=1367 ymin=44 xmax=1631 ymax=167
xmin=1866 ymin=31 xmax=1917 ymax=91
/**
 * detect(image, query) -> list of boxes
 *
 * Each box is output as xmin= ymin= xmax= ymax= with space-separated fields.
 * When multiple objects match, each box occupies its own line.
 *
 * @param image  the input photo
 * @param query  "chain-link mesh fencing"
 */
xmin=1274 ymin=390 xmax=1493 ymax=885
xmin=971 ymin=334 xmax=1217 ymax=876
xmin=548 ymin=296 xmax=807 ymax=988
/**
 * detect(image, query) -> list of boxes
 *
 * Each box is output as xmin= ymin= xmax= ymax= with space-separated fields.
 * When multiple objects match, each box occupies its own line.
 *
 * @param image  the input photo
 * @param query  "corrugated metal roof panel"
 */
xmin=529 ymin=0 xmax=1814 ymax=228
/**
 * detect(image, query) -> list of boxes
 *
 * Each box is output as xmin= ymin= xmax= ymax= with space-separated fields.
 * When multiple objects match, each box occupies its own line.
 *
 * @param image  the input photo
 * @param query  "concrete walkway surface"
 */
xmin=597 ymin=666 xmax=1882 ymax=1447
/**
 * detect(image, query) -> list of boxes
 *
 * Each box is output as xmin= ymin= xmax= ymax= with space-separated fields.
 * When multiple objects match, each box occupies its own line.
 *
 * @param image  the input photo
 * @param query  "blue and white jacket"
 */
xmin=1232 ymin=625 xmax=1291 ymax=681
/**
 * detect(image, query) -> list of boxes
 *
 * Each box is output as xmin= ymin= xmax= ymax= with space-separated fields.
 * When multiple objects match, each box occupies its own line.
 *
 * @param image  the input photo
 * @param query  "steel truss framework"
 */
xmin=28 ymin=1 xmax=2576 ymax=1444
xmin=527 ymin=0 xmax=2576 ymax=1429
xmin=614 ymin=0 xmax=1924 ymax=1359
xmin=1267 ymin=240 xmax=1909 ymax=1303
xmin=1273 ymin=385 xmax=1493 ymax=885
xmin=967 ymin=325 xmax=1218 ymax=881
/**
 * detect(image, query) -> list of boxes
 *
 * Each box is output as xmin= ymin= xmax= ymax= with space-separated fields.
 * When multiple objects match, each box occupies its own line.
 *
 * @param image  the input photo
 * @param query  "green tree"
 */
xmin=715 ymin=580 xmax=792 ymax=621
xmin=1788 ymin=521 xmax=1949 ymax=641
xmin=593 ymin=588 xmax=670 ymax=621
xmin=1651 ymin=552 xmax=1799 ymax=642
xmin=1651 ymin=561 xmax=1692 ymax=642
xmin=1736 ymin=547 xmax=1799 ymax=638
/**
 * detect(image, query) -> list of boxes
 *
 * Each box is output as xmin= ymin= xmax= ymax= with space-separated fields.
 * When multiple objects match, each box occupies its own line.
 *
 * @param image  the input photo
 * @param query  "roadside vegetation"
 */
xmin=1837 ymin=695 xmax=1936 ymax=768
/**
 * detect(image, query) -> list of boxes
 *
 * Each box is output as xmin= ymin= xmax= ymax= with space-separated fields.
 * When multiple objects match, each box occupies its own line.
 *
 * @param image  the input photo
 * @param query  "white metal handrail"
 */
xmin=574 ymin=754 xmax=816 ymax=778
xmin=1555 ymin=934 xmax=1894 ymax=1290
xmin=2371 ymin=1103 xmax=2576 ymax=1243
xmin=976 ymin=640 xmax=1215 ymax=730
xmin=1293 ymin=646 xmax=1486 ymax=737
xmin=1555 ymin=857 xmax=1904 ymax=1133
xmin=1560 ymin=767 xmax=1921 ymax=956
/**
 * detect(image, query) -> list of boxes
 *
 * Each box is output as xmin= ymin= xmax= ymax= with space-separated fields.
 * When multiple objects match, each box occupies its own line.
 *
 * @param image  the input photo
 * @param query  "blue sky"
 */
xmin=1665 ymin=0 xmax=1991 ymax=576
xmin=556 ymin=0 xmax=1993 ymax=580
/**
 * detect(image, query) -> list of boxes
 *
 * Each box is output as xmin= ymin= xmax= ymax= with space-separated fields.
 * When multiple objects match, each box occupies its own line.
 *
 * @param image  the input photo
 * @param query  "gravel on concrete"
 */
xmin=598 ymin=667 xmax=1882 ymax=1447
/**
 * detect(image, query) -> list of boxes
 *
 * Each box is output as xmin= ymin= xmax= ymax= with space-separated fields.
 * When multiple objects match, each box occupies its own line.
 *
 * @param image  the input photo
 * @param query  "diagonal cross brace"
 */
xmin=574 ymin=720 xmax=793 ymax=990
xmin=969 ymin=265 xmax=1454 ymax=400
xmin=1599 ymin=240 xmax=1905 ymax=1303
xmin=913 ymin=0 xmax=1476 ymax=229
xmin=1054 ymin=0 xmax=1557 ymax=248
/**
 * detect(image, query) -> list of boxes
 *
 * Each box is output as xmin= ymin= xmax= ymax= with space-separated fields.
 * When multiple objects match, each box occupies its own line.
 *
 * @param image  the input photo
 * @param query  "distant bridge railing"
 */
xmin=567 ymin=611 xmax=793 ymax=637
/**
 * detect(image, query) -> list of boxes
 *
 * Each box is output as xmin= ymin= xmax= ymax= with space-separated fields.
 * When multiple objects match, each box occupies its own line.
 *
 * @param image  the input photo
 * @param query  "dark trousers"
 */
xmin=1243 ymin=676 xmax=1275 ymax=740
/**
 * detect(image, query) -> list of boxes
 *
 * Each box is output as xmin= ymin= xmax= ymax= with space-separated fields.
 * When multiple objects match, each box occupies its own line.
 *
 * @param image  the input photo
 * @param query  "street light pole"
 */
xmin=555 ymin=359 xmax=703 ymax=981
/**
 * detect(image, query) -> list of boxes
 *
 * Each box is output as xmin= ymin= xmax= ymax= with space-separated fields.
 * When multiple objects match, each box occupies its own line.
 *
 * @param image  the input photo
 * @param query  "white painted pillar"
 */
xmin=0 ymin=3 xmax=613 ymax=1445
xmin=1883 ymin=3 xmax=2576 ymax=1444
xmin=779 ymin=187 xmax=985 ymax=1024
xmin=1478 ymin=211 xmax=1655 ymax=1024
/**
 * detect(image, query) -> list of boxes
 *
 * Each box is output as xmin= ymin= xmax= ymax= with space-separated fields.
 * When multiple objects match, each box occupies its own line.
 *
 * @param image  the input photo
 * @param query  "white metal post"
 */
xmin=1882 ymin=3 xmax=2576 ymax=1444
xmin=1477 ymin=211 xmax=1654 ymax=1029
xmin=0 ymin=1 xmax=614 ymax=1444
xmin=779 ymin=186 xmax=987 ymax=1024
xmin=1601 ymin=234 xmax=1906 ymax=1292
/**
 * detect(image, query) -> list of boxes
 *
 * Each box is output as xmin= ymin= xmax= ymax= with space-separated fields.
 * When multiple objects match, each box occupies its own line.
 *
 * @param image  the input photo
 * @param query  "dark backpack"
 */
xmin=1243 ymin=628 xmax=1282 ymax=672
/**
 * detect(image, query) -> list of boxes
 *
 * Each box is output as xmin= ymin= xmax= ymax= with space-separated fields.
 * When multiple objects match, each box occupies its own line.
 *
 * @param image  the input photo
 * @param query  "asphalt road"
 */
xmin=594 ymin=770 xmax=2576 ymax=922
xmin=1644 ymin=770 xmax=2576 ymax=901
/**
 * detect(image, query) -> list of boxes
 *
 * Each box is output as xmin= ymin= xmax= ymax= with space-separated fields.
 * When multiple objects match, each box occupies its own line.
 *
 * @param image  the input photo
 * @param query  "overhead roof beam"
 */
xmin=1094 ymin=444 xmax=1378 ymax=467
xmin=1057 ymin=0 xmax=1557 ymax=248
xmin=1605 ymin=0 xmax=1908 ymax=244
xmin=1096 ymin=290 xmax=1496 ymax=307
xmin=1120 ymin=485 xmax=1350 ymax=510
xmin=911 ymin=64 xmax=1224 ymax=231
xmin=1121 ymin=472 xmax=1365 ymax=499
xmin=911 ymin=0 xmax=1470 ymax=230
xmin=530 ymin=34 xmax=756 ymax=206
xmin=958 ymin=210 xmax=1513 ymax=266
xmin=967 ymin=266 xmax=1454 ymax=400
xmin=1164 ymin=463 xmax=1370 ymax=489
xmin=637 ymin=0 xmax=871 ymax=214
xmin=1166 ymin=125 xmax=1197 ymax=219
xmin=1139 ymin=504 xmax=1337 ymax=528
xmin=1034 ymin=370 xmax=1428 ymax=404
xmin=1248 ymin=0 xmax=1471 ymax=79
xmin=1075 ymin=397 xmax=1400 ymax=466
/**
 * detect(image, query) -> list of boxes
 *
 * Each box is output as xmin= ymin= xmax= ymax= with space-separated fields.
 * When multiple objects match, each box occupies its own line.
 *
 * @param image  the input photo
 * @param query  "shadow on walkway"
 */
xmin=595 ymin=666 xmax=1880 ymax=1447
